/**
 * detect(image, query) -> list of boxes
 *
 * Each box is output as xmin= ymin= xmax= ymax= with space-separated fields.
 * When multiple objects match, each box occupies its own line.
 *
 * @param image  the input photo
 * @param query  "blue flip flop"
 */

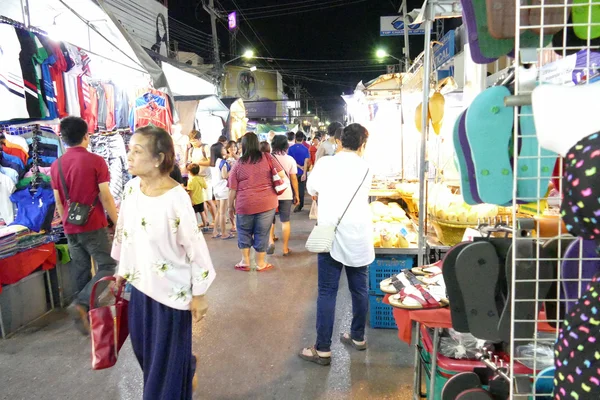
xmin=465 ymin=86 xmax=514 ymax=206
xmin=516 ymin=105 xmax=558 ymax=202
xmin=534 ymin=367 xmax=555 ymax=400
xmin=453 ymin=111 xmax=480 ymax=205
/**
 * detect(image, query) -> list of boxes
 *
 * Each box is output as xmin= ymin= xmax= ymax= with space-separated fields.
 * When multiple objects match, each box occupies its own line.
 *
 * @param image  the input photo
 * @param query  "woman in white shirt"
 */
xmin=210 ymin=142 xmax=233 ymax=239
xmin=299 ymin=123 xmax=374 ymax=366
xmin=113 ymin=126 xmax=216 ymax=399
xmin=268 ymin=135 xmax=300 ymax=256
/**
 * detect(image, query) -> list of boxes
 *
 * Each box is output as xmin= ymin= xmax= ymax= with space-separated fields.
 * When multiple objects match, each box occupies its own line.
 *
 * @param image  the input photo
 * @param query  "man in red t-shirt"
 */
xmin=50 ymin=117 xmax=119 ymax=335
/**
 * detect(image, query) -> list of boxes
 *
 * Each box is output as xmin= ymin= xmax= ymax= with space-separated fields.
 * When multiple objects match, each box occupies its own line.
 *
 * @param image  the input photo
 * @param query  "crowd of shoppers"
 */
xmin=49 ymin=116 xmax=372 ymax=399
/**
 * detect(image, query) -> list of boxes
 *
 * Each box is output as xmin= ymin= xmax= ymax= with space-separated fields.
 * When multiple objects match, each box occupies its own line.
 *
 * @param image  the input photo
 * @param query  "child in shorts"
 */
xmin=186 ymin=163 xmax=208 ymax=228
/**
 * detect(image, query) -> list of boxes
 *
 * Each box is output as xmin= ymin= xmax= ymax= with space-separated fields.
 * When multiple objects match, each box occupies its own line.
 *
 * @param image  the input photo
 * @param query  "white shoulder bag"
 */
xmin=305 ymin=169 xmax=369 ymax=253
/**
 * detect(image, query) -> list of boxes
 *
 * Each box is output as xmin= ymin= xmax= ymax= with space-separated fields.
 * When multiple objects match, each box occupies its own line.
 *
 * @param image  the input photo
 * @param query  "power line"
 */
xmin=224 ymin=0 xmax=331 ymax=12
xmin=243 ymin=0 xmax=369 ymax=20
xmin=232 ymin=0 xmax=350 ymax=16
xmin=168 ymin=16 xmax=213 ymax=39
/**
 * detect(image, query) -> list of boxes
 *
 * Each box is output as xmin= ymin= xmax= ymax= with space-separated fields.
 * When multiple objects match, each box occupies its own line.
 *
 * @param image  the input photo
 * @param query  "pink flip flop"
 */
xmin=257 ymin=263 xmax=274 ymax=272
xmin=235 ymin=263 xmax=250 ymax=271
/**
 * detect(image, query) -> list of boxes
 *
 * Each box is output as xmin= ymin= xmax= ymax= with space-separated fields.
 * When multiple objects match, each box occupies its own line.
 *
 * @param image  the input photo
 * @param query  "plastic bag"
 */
xmin=309 ymin=201 xmax=318 ymax=220
xmin=439 ymin=329 xmax=489 ymax=359
xmin=515 ymin=342 xmax=554 ymax=370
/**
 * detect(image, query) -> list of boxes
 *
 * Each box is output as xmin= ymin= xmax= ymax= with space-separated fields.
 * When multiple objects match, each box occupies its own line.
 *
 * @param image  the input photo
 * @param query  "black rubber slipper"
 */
xmin=441 ymin=372 xmax=482 ymax=400
xmin=542 ymin=236 xmax=575 ymax=328
xmin=497 ymin=238 xmax=545 ymax=343
xmin=340 ymin=333 xmax=367 ymax=351
xmin=442 ymin=242 xmax=473 ymax=333
xmin=455 ymin=241 xmax=503 ymax=341
xmin=455 ymin=388 xmax=494 ymax=399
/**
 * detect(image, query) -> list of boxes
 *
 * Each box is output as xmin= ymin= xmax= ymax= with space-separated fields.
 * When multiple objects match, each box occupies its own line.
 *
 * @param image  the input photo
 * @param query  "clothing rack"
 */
xmin=0 ymin=15 xmax=47 ymax=36
xmin=28 ymin=125 xmax=42 ymax=193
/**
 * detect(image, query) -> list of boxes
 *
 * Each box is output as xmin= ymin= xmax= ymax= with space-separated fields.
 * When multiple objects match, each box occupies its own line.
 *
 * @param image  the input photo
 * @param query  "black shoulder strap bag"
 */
xmin=58 ymin=158 xmax=98 ymax=226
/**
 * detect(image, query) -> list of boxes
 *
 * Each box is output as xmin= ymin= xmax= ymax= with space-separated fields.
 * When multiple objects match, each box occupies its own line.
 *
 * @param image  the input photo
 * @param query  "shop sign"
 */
xmin=380 ymin=16 xmax=429 ymax=36
xmin=433 ymin=30 xmax=455 ymax=69
xmin=228 ymin=12 xmax=237 ymax=30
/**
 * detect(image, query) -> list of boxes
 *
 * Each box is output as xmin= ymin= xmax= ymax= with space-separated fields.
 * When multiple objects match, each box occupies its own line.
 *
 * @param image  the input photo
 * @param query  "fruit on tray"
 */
xmin=428 ymin=184 xmax=498 ymax=224
xmin=370 ymin=201 xmax=411 ymax=223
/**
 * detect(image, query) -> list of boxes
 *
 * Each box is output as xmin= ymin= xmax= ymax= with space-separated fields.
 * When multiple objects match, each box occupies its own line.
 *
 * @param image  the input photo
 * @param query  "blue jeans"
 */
xmin=236 ymin=209 xmax=276 ymax=252
xmin=316 ymin=253 xmax=369 ymax=352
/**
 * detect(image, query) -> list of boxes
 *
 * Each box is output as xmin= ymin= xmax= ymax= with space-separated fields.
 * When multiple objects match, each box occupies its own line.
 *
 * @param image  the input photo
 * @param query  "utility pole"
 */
xmin=204 ymin=0 xmax=221 ymax=68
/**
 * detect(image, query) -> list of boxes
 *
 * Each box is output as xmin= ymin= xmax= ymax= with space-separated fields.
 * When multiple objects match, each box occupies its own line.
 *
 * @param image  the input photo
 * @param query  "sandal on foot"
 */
xmin=212 ymin=234 xmax=222 ymax=239
xmin=235 ymin=263 xmax=251 ymax=271
xmin=283 ymin=249 xmax=292 ymax=257
xmin=257 ymin=263 xmax=274 ymax=272
xmin=273 ymin=236 xmax=279 ymax=242
xmin=221 ymin=233 xmax=235 ymax=240
xmin=298 ymin=347 xmax=331 ymax=366
xmin=267 ymin=243 xmax=275 ymax=255
xmin=340 ymin=333 xmax=367 ymax=351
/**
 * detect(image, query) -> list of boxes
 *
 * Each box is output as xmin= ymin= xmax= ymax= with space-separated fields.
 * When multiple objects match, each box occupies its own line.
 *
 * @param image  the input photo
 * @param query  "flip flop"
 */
xmin=388 ymin=284 xmax=448 ymax=310
xmin=283 ymin=250 xmax=292 ymax=257
xmin=257 ymin=263 xmax=274 ymax=272
xmin=572 ymin=0 xmax=600 ymax=39
xmin=379 ymin=273 xmax=407 ymax=295
xmin=469 ymin=0 xmax=515 ymax=58
xmin=552 ymin=15 xmax=600 ymax=56
xmin=486 ymin=0 xmax=529 ymax=39
xmin=516 ymin=105 xmax=558 ymax=202
xmin=498 ymin=239 xmax=547 ymax=343
xmin=221 ymin=233 xmax=235 ymax=240
xmin=488 ymin=373 xmax=510 ymax=400
xmin=529 ymin=0 xmax=571 ymax=36
xmin=298 ymin=347 xmax=331 ymax=366
xmin=456 ymin=241 xmax=503 ymax=341
xmin=442 ymin=372 xmax=483 ymax=400
xmin=339 ymin=333 xmax=367 ymax=351
xmin=541 ymin=236 xmax=576 ymax=327
xmin=235 ymin=263 xmax=251 ymax=271
xmin=461 ymin=0 xmax=500 ymax=64
xmin=442 ymin=242 xmax=474 ymax=333
xmin=465 ymin=86 xmax=514 ymax=206
xmin=532 ymin=82 xmax=600 ymax=157
xmin=453 ymin=111 xmax=482 ymax=205
xmin=211 ymin=234 xmax=222 ymax=239
xmin=534 ymin=366 xmax=555 ymax=400
xmin=562 ymin=239 xmax=600 ymax=311
xmin=267 ymin=243 xmax=275 ymax=255
xmin=411 ymin=260 xmax=442 ymax=276
xmin=456 ymin=388 xmax=494 ymax=399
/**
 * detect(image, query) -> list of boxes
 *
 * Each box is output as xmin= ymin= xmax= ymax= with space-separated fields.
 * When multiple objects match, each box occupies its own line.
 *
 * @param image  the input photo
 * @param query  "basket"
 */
xmin=369 ymin=254 xmax=415 ymax=295
xmin=369 ymin=295 xmax=396 ymax=329
xmin=430 ymin=219 xmax=473 ymax=246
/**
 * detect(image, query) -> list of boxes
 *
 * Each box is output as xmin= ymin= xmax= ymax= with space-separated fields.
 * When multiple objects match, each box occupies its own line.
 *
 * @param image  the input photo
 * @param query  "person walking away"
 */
xmin=260 ymin=141 xmax=271 ymax=154
xmin=316 ymin=122 xmax=342 ymax=163
xmin=228 ymin=132 xmax=285 ymax=272
xmin=334 ymin=128 xmax=344 ymax=154
xmin=210 ymin=142 xmax=233 ymax=240
xmin=288 ymin=131 xmax=311 ymax=212
xmin=113 ymin=126 xmax=216 ymax=399
xmin=300 ymin=132 xmax=310 ymax=150
xmin=286 ymin=131 xmax=295 ymax=150
xmin=186 ymin=163 xmax=208 ymax=228
xmin=299 ymin=123 xmax=374 ymax=366
xmin=189 ymin=130 xmax=216 ymax=229
xmin=268 ymin=135 xmax=300 ymax=256
xmin=309 ymin=135 xmax=320 ymax=168
xmin=50 ymin=117 xmax=118 ymax=335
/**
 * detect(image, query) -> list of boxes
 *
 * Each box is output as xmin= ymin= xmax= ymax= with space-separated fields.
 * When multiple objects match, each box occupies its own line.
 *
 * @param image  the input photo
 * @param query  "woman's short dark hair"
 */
xmin=260 ymin=141 xmax=271 ymax=153
xmin=189 ymin=130 xmax=201 ymax=141
xmin=327 ymin=121 xmax=343 ymax=137
xmin=135 ymin=126 xmax=175 ymax=175
xmin=210 ymin=142 xmax=224 ymax=167
xmin=60 ymin=117 xmax=88 ymax=146
xmin=271 ymin=135 xmax=289 ymax=155
xmin=341 ymin=123 xmax=369 ymax=151
xmin=240 ymin=132 xmax=263 ymax=164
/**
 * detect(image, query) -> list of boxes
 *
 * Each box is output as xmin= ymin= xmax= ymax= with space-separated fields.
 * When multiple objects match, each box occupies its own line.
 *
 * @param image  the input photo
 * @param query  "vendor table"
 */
xmin=382 ymin=295 xmax=554 ymax=400
xmin=0 ymin=243 xmax=57 ymax=337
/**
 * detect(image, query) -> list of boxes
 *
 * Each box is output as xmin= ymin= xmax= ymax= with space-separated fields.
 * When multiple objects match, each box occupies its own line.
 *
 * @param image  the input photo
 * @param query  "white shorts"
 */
xmin=203 ymin=181 xmax=214 ymax=201
xmin=214 ymin=188 xmax=229 ymax=201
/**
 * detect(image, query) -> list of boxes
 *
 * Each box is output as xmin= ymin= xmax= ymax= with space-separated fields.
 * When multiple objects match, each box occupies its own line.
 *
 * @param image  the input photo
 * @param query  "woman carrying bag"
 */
xmin=299 ymin=124 xmax=373 ymax=366
xmin=112 ymin=126 xmax=216 ymax=399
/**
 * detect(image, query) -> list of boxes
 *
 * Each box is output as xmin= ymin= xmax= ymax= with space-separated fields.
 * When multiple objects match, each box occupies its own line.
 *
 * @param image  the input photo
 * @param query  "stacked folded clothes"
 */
xmin=0 ymin=225 xmax=62 ymax=260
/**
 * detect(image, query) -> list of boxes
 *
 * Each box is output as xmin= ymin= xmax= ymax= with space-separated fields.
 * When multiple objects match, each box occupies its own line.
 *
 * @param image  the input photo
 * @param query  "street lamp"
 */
xmin=223 ymin=50 xmax=255 ymax=67
xmin=376 ymin=49 xmax=405 ymax=72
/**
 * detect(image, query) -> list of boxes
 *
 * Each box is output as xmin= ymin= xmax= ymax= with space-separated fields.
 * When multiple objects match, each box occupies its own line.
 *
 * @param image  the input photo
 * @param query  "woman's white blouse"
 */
xmin=112 ymin=178 xmax=216 ymax=310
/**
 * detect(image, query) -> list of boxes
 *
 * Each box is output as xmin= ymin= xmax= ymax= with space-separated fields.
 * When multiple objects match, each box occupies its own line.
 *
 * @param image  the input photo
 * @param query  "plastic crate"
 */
xmin=369 ymin=295 xmax=397 ymax=329
xmin=369 ymin=254 xmax=415 ymax=295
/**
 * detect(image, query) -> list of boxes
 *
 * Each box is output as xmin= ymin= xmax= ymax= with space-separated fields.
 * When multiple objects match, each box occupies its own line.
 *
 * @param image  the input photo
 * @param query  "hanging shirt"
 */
xmin=130 ymin=92 xmax=173 ymax=133
xmin=63 ymin=44 xmax=82 ymax=117
xmin=15 ymin=29 xmax=42 ymax=119
xmin=3 ymin=143 xmax=28 ymax=165
xmin=82 ymin=84 xmax=98 ymax=133
xmin=95 ymin=83 xmax=108 ymax=131
xmin=3 ymin=134 xmax=29 ymax=156
xmin=114 ymin=86 xmax=130 ymax=129
xmin=0 ymin=173 xmax=16 ymax=224
xmin=38 ymin=35 xmax=58 ymax=120
xmin=10 ymin=187 xmax=55 ymax=232
xmin=48 ymin=42 xmax=68 ymax=118
xmin=31 ymin=34 xmax=49 ymax=119
xmin=112 ymin=178 xmax=216 ymax=310
xmin=0 ymin=166 xmax=19 ymax=185
xmin=0 ymin=24 xmax=29 ymax=123
xmin=103 ymin=83 xmax=116 ymax=131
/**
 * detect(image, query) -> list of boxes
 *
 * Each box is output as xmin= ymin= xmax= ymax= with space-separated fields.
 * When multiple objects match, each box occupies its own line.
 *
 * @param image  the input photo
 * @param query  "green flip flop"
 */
xmin=471 ymin=0 xmax=515 ymax=58
xmin=453 ymin=111 xmax=480 ymax=205
xmin=515 ymin=105 xmax=558 ymax=202
xmin=573 ymin=0 xmax=600 ymax=40
xmin=465 ymin=86 xmax=514 ymax=206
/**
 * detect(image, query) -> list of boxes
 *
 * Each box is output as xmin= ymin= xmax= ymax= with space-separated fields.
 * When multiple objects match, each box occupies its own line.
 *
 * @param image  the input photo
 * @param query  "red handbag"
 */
xmin=89 ymin=276 xmax=129 ymax=370
xmin=265 ymin=154 xmax=288 ymax=196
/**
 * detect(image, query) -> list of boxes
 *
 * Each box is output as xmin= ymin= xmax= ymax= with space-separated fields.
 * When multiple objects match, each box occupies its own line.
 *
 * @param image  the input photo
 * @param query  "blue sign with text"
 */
xmin=433 ymin=30 xmax=455 ymax=69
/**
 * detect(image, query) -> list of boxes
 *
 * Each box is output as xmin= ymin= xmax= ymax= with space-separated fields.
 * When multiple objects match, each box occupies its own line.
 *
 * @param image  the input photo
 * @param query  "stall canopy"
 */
xmin=174 ymin=95 xmax=229 ymax=145
xmin=163 ymin=62 xmax=217 ymax=97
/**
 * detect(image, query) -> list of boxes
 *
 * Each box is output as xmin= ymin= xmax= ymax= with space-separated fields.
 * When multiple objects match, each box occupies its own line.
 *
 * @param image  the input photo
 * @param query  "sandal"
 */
xmin=266 ymin=244 xmax=275 ymax=255
xmin=283 ymin=249 xmax=292 ymax=257
xmin=389 ymin=284 xmax=449 ymax=310
xmin=340 ymin=333 xmax=367 ymax=351
xmin=379 ymin=273 xmax=408 ymax=294
xmin=257 ymin=263 xmax=274 ymax=272
xmin=235 ymin=263 xmax=251 ymax=271
xmin=221 ymin=233 xmax=235 ymax=240
xmin=298 ymin=347 xmax=331 ymax=366
xmin=273 ymin=236 xmax=279 ymax=242
xmin=212 ymin=233 xmax=222 ymax=239
xmin=411 ymin=261 xmax=443 ymax=276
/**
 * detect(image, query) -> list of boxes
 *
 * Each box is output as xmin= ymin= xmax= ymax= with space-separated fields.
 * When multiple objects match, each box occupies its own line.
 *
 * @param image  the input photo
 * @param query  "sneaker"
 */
xmin=67 ymin=301 xmax=90 ymax=336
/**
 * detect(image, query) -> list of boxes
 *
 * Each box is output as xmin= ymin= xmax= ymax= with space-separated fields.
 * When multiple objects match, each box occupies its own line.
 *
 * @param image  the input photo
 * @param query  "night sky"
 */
xmin=169 ymin=0 xmax=427 ymax=119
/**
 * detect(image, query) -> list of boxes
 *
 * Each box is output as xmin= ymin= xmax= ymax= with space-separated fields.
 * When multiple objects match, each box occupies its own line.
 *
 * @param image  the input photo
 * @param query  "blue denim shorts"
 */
xmin=276 ymin=200 xmax=293 ymax=223
xmin=236 ymin=209 xmax=276 ymax=252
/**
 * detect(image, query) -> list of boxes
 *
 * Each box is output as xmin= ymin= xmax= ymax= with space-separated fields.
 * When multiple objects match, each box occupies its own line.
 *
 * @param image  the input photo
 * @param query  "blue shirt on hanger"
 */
xmin=10 ymin=187 xmax=55 ymax=232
